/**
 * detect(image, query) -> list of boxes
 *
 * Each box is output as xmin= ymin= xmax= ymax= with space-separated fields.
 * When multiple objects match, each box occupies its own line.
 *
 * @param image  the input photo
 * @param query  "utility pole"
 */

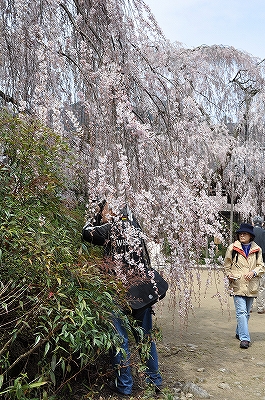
xmin=229 ymin=173 xmax=235 ymax=244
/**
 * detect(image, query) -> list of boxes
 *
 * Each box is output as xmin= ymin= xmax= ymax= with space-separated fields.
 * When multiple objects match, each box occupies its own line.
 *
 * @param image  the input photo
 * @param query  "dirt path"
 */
xmin=156 ymin=268 xmax=265 ymax=400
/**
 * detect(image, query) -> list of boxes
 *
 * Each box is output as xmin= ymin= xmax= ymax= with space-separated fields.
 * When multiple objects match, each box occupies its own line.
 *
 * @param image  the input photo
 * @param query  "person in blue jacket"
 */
xmin=82 ymin=200 xmax=168 ymax=396
xmin=252 ymin=216 xmax=265 ymax=313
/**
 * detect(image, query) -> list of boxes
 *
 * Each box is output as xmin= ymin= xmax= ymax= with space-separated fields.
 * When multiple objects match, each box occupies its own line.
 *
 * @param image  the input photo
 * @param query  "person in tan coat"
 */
xmin=224 ymin=223 xmax=265 ymax=349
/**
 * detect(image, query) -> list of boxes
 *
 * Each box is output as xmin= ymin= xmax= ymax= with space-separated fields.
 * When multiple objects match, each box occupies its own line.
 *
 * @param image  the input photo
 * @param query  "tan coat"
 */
xmin=224 ymin=240 xmax=265 ymax=297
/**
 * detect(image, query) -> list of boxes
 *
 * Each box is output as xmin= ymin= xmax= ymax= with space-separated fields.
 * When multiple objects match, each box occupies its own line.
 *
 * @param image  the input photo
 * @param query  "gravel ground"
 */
xmin=92 ymin=268 xmax=265 ymax=400
xmin=156 ymin=268 xmax=265 ymax=400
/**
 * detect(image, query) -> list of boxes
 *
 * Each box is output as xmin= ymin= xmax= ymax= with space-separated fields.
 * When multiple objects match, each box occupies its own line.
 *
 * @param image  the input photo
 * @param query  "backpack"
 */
xmin=82 ymin=207 xmax=168 ymax=310
xmin=232 ymin=248 xmax=258 ymax=262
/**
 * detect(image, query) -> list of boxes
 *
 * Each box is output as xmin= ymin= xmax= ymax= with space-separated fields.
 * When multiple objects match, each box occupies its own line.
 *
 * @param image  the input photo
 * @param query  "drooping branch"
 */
xmin=0 ymin=90 xmax=19 ymax=106
xmin=59 ymin=2 xmax=102 ymax=62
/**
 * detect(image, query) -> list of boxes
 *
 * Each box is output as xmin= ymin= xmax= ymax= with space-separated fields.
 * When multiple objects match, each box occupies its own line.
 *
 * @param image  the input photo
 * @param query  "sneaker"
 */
xmin=155 ymin=385 xmax=163 ymax=394
xmin=147 ymin=383 xmax=163 ymax=394
xmin=240 ymin=340 xmax=249 ymax=349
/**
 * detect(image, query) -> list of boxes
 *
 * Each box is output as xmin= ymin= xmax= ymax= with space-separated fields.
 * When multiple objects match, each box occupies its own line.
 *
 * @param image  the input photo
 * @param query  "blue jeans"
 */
xmin=233 ymin=296 xmax=254 ymax=342
xmin=111 ymin=307 xmax=162 ymax=395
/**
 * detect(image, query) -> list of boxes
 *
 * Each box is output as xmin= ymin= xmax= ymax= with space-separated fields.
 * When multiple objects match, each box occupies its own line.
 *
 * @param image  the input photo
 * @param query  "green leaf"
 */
xmin=61 ymin=359 xmax=65 ymax=375
xmin=50 ymin=371 xmax=56 ymax=385
xmin=35 ymin=335 xmax=41 ymax=345
xmin=15 ymin=382 xmax=22 ymax=398
xmin=44 ymin=342 xmax=50 ymax=357
xmin=51 ymin=355 xmax=56 ymax=371
xmin=103 ymin=291 xmax=113 ymax=301
xmin=26 ymin=381 xmax=47 ymax=389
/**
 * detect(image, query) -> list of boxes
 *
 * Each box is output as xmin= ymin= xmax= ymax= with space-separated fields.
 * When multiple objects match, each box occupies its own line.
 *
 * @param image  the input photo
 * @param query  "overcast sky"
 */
xmin=145 ymin=0 xmax=265 ymax=59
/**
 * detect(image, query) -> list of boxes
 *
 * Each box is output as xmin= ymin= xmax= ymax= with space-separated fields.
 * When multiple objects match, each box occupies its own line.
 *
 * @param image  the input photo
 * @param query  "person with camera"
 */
xmin=82 ymin=200 xmax=168 ymax=396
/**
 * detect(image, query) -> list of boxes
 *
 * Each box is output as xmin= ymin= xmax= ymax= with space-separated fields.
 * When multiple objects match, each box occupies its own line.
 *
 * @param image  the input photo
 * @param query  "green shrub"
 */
xmin=0 ymin=111 xmax=120 ymax=399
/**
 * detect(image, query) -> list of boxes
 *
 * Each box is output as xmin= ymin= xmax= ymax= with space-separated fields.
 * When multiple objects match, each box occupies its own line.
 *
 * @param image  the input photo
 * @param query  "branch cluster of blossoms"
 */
xmin=2 ymin=0 xmax=265 ymax=316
